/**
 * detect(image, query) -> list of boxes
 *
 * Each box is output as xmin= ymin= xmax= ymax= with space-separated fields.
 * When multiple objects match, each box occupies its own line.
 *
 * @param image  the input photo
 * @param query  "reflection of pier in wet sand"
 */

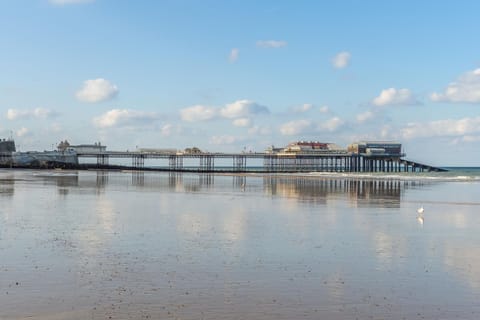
xmin=1 ymin=169 xmax=479 ymax=320
xmin=32 ymin=171 xmax=430 ymax=209
xmin=263 ymin=176 xmax=415 ymax=208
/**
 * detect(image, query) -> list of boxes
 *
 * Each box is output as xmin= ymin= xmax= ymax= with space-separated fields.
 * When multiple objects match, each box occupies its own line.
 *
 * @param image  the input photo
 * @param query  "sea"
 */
xmin=0 ymin=167 xmax=479 ymax=319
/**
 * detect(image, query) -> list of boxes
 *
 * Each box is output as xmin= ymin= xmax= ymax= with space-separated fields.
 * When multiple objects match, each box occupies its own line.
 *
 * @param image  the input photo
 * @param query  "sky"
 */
xmin=1 ymin=0 xmax=480 ymax=166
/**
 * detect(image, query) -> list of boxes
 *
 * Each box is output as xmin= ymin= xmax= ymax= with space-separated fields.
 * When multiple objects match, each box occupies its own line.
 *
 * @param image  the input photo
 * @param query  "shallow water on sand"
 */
xmin=1 ymin=169 xmax=480 ymax=319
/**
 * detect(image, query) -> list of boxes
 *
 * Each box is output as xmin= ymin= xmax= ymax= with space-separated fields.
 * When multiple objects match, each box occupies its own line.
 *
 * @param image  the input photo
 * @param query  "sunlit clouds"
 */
xmin=431 ymin=68 xmax=480 ymax=103
xmin=220 ymin=100 xmax=269 ymax=118
xmin=180 ymin=105 xmax=217 ymax=122
xmin=229 ymin=48 xmax=239 ymax=63
xmin=16 ymin=127 xmax=30 ymax=137
xmin=232 ymin=118 xmax=251 ymax=127
xmin=7 ymin=108 xmax=58 ymax=120
xmin=76 ymin=78 xmax=118 ymax=103
xmin=210 ymin=135 xmax=239 ymax=145
xmin=179 ymin=100 xmax=269 ymax=123
xmin=93 ymin=109 xmax=158 ymax=129
xmin=291 ymin=103 xmax=313 ymax=113
xmin=372 ymin=88 xmax=420 ymax=107
xmin=356 ymin=110 xmax=375 ymax=123
xmin=279 ymin=117 xmax=345 ymax=136
xmin=319 ymin=105 xmax=330 ymax=113
xmin=280 ymin=120 xmax=312 ymax=136
xmin=401 ymin=117 xmax=480 ymax=139
xmin=256 ymin=40 xmax=288 ymax=48
xmin=319 ymin=117 xmax=345 ymax=132
xmin=332 ymin=51 xmax=351 ymax=69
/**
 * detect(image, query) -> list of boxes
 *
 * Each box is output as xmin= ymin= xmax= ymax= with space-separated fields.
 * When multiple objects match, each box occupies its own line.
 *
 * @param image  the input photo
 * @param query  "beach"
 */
xmin=1 ymin=169 xmax=480 ymax=319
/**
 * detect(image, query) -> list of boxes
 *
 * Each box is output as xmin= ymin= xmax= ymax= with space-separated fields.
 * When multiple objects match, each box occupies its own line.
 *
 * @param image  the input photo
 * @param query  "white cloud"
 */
xmin=180 ymin=100 xmax=268 ymax=123
xmin=229 ymin=48 xmax=239 ymax=63
xmin=7 ymin=108 xmax=57 ymax=120
xmin=332 ymin=51 xmax=351 ymax=69
xmin=380 ymin=125 xmax=393 ymax=139
xmin=279 ymin=117 xmax=343 ymax=136
xmin=461 ymin=135 xmax=480 ymax=142
xmin=401 ymin=117 xmax=480 ymax=139
xmin=161 ymin=124 xmax=173 ymax=137
xmin=279 ymin=120 xmax=312 ymax=136
xmin=49 ymin=123 xmax=63 ymax=133
xmin=220 ymin=100 xmax=269 ymax=119
xmin=291 ymin=103 xmax=313 ymax=113
xmin=210 ymin=135 xmax=238 ymax=145
xmin=356 ymin=110 xmax=375 ymax=123
xmin=7 ymin=109 xmax=28 ymax=120
xmin=451 ymin=135 xmax=480 ymax=144
xmin=232 ymin=118 xmax=251 ymax=127
xmin=76 ymin=78 xmax=118 ymax=103
xmin=319 ymin=105 xmax=330 ymax=113
xmin=180 ymin=105 xmax=217 ymax=122
xmin=16 ymin=127 xmax=30 ymax=137
xmin=49 ymin=0 xmax=94 ymax=5
xmin=256 ymin=40 xmax=287 ymax=48
xmin=372 ymin=88 xmax=419 ymax=107
xmin=248 ymin=125 xmax=271 ymax=135
xmin=33 ymin=108 xmax=48 ymax=118
xmin=319 ymin=117 xmax=345 ymax=132
xmin=431 ymin=68 xmax=480 ymax=103
xmin=159 ymin=124 xmax=182 ymax=137
xmin=92 ymin=109 xmax=158 ymax=129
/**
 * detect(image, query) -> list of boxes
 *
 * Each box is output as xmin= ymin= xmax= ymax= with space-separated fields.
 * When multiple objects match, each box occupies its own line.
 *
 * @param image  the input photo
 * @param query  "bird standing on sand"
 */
xmin=416 ymin=206 xmax=424 ymax=226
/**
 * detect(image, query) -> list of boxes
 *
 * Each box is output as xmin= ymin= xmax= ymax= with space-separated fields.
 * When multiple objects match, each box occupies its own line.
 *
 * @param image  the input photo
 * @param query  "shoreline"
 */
xmin=1 ymin=165 xmax=479 ymax=183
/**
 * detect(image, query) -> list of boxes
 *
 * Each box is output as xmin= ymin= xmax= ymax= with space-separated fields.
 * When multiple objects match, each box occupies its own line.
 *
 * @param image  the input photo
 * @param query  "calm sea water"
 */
xmin=1 ymin=168 xmax=479 ymax=319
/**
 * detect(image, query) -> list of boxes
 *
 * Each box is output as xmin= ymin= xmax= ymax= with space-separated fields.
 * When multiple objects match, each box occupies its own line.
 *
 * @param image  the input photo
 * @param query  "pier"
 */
xmin=75 ymin=151 xmax=447 ymax=173
xmin=0 ymin=139 xmax=447 ymax=173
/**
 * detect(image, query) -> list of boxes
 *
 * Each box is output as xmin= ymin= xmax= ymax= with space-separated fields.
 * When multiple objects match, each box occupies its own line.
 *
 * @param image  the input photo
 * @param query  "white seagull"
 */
xmin=417 ymin=215 xmax=424 ymax=226
xmin=416 ymin=206 xmax=425 ymax=226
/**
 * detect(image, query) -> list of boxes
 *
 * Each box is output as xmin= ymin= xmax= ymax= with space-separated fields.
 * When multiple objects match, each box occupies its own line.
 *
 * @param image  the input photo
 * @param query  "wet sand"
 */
xmin=1 ymin=170 xmax=480 ymax=319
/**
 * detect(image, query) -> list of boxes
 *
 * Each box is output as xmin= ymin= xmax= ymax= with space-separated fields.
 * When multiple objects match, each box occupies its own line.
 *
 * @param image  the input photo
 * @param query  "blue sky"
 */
xmin=1 ymin=0 xmax=480 ymax=166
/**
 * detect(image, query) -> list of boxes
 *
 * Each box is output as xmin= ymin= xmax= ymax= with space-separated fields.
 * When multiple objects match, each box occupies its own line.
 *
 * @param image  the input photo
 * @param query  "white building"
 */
xmin=278 ymin=141 xmax=347 ymax=155
xmin=347 ymin=141 xmax=403 ymax=156
xmin=57 ymin=140 xmax=106 ymax=153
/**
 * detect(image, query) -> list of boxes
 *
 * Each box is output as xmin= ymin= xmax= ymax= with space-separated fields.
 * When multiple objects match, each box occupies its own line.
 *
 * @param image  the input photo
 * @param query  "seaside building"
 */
xmin=265 ymin=145 xmax=284 ymax=154
xmin=57 ymin=140 xmax=106 ymax=153
xmin=0 ymin=139 xmax=16 ymax=166
xmin=0 ymin=139 xmax=16 ymax=153
xmin=136 ymin=147 xmax=178 ymax=154
xmin=268 ymin=141 xmax=347 ymax=155
xmin=12 ymin=150 xmax=78 ymax=168
xmin=347 ymin=141 xmax=403 ymax=156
